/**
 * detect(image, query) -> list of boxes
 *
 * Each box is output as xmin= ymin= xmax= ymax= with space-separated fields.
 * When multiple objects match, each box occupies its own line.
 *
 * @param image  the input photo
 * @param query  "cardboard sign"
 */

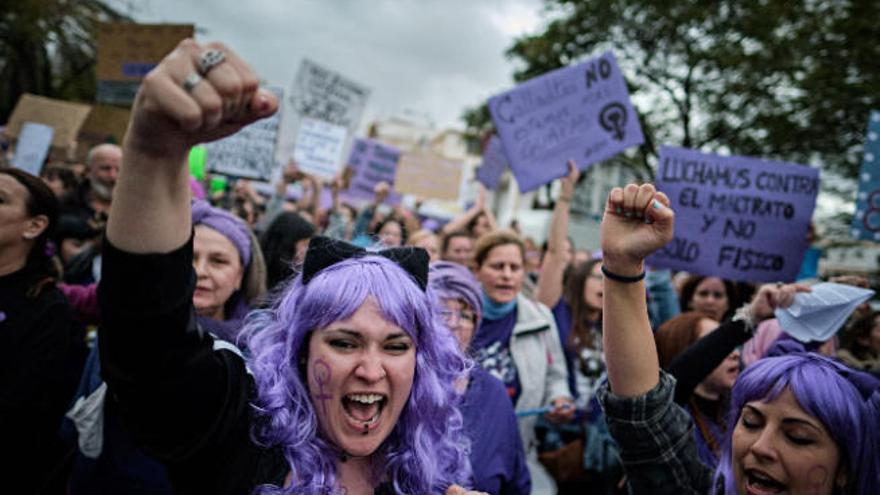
xmin=206 ymin=87 xmax=283 ymax=181
xmin=6 ymin=94 xmax=91 ymax=148
xmin=11 ymin=122 xmax=54 ymax=175
xmin=488 ymin=51 xmax=643 ymax=192
xmin=394 ymin=151 xmax=462 ymax=201
xmin=78 ymin=104 xmax=131 ymax=148
xmin=95 ymin=22 xmax=193 ymax=104
xmin=275 ymin=59 xmax=370 ymax=171
xmin=344 ymin=138 xmax=402 ymax=204
xmin=648 ymin=146 xmax=820 ymax=283
xmin=475 ymin=135 xmax=508 ymax=190
xmin=851 ymin=111 xmax=880 ymax=241
xmin=293 ymin=118 xmax=348 ymax=178
xmin=96 ymin=23 xmax=194 ymax=81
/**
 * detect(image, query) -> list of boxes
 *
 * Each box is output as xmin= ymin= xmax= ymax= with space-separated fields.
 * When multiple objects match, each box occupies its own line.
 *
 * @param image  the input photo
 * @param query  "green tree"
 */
xmin=0 ymin=0 xmax=129 ymax=121
xmin=467 ymin=0 xmax=879 ymax=179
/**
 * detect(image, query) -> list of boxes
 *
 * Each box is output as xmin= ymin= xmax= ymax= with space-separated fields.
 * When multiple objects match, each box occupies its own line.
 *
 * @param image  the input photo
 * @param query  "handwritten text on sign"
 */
xmin=648 ymin=146 xmax=820 ymax=283
xmin=206 ymin=87 xmax=283 ymax=181
xmin=344 ymin=138 xmax=402 ymax=205
xmin=851 ymin=111 xmax=880 ymax=241
xmin=488 ymin=51 xmax=643 ymax=192
xmin=293 ymin=118 xmax=348 ymax=178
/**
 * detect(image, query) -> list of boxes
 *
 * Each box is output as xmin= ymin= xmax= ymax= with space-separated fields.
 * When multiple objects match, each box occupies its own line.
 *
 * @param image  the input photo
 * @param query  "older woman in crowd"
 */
xmin=430 ymin=261 xmax=530 ymax=494
xmin=470 ymin=228 xmax=573 ymax=494
xmin=96 ymin=39 xmax=482 ymax=495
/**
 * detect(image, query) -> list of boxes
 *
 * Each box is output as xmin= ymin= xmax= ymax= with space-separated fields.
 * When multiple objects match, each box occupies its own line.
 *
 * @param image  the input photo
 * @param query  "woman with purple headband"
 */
xmin=429 ymin=261 xmax=531 ymax=494
xmin=98 ymin=40 xmax=481 ymax=494
xmin=595 ymin=183 xmax=880 ymax=494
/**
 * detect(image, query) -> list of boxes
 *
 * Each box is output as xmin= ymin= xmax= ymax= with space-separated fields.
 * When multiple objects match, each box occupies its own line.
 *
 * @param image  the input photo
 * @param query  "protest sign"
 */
xmin=394 ymin=151 xmax=462 ymax=201
xmin=488 ymin=51 xmax=643 ymax=192
xmin=293 ymin=118 xmax=348 ymax=178
xmin=206 ymin=87 xmax=283 ymax=181
xmin=11 ymin=123 xmax=54 ymax=175
xmin=77 ymin=104 xmax=131 ymax=158
xmin=6 ymin=94 xmax=91 ymax=149
xmin=851 ymin=111 xmax=880 ymax=241
xmin=96 ymin=23 xmax=194 ymax=105
xmin=475 ymin=135 xmax=508 ymax=190
xmin=275 ymin=59 xmax=370 ymax=173
xmin=648 ymin=146 xmax=820 ymax=283
xmin=344 ymin=138 xmax=402 ymax=204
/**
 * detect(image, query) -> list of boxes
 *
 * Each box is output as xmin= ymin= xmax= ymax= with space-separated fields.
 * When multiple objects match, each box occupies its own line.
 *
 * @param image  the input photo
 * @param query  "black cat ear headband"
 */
xmin=301 ymin=236 xmax=429 ymax=291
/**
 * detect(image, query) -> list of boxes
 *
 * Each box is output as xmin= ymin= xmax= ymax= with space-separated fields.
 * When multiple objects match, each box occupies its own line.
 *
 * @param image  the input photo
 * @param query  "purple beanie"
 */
xmin=191 ymin=199 xmax=251 ymax=266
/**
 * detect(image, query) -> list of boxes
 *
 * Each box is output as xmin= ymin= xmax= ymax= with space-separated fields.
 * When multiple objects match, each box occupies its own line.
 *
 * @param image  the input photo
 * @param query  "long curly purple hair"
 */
xmin=715 ymin=352 xmax=880 ymax=494
xmin=243 ymin=254 xmax=471 ymax=494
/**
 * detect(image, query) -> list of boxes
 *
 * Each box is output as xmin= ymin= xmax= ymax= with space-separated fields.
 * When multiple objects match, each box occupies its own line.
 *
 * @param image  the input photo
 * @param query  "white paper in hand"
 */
xmin=774 ymin=283 xmax=874 ymax=342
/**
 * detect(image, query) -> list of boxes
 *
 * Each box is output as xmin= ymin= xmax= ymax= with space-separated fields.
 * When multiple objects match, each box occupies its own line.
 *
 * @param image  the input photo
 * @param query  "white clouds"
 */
xmin=122 ymin=0 xmax=544 ymax=130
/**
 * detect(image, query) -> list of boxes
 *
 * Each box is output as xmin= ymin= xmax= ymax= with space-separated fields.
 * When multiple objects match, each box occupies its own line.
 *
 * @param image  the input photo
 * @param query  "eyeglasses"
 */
xmin=696 ymin=290 xmax=726 ymax=299
xmin=439 ymin=309 xmax=477 ymax=327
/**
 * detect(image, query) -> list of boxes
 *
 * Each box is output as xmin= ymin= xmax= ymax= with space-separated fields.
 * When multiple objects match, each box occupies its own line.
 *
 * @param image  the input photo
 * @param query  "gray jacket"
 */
xmin=510 ymin=293 xmax=572 ymax=452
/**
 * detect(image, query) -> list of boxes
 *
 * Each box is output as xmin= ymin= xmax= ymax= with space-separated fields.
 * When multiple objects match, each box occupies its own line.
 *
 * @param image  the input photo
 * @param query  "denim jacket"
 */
xmin=598 ymin=371 xmax=717 ymax=494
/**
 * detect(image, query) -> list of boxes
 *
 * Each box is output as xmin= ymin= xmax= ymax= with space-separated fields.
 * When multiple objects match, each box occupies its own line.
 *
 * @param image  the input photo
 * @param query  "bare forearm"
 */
xmin=536 ymin=198 xmax=570 ymax=307
xmin=602 ymin=262 xmax=659 ymax=397
xmin=107 ymin=150 xmax=192 ymax=253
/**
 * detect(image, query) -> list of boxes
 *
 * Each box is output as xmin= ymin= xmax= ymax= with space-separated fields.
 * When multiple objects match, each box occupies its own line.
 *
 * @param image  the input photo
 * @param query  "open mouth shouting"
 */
xmin=342 ymin=393 xmax=388 ymax=433
xmin=745 ymin=469 xmax=786 ymax=494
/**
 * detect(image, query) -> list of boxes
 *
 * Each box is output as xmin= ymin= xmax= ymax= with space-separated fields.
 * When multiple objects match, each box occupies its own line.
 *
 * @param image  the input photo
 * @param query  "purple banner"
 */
xmin=488 ymin=51 xmax=643 ymax=192
xmin=342 ymin=138 xmax=401 ymax=205
xmin=648 ymin=146 xmax=820 ymax=283
xmin=475 ymin=135 xmax=508 ymax=190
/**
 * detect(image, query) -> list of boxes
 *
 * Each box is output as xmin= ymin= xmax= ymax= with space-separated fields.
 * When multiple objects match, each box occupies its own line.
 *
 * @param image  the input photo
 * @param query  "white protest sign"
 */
xmin=293 ymin=118 xmax=348 ymax=177
xmin=276 ymin=59 xmax=370 ymax=175
xmin=11 ymin=122 xmax=54 ymax=175
xmin=206 ymin=87 xmax=283 ymax=180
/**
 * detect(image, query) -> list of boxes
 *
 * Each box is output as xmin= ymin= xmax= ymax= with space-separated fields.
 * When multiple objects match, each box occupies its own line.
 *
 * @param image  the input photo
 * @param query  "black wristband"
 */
xmin=601 ymin=264 xmax=646 ymax=283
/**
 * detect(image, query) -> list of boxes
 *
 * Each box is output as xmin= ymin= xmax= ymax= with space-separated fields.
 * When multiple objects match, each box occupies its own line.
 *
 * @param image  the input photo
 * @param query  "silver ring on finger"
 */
xmin=182 ymin=72 xmax=203 ymax=93
xmin=197 ymin=49 xmax=226 ymax=76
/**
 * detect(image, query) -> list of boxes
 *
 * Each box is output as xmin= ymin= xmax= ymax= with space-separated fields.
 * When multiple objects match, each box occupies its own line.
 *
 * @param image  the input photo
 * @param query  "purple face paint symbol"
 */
xmin=0 ymin=311 xmax=6 ymax=322
xmin=807 ymin=465 xmax=829 ymax=495
xmin=312 ymin=358 xmax=333 ymax=417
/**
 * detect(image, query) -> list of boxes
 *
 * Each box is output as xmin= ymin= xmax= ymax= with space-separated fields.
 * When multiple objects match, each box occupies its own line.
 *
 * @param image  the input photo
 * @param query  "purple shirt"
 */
xmin=460 ymin=367 xmax=531 ymax=494
xmin=470 ymin=309 xmax=521 ymax=404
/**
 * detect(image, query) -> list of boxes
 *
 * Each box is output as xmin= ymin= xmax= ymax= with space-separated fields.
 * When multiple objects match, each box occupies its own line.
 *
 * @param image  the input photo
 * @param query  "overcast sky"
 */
xmin=114 ymin=0 xmax=547 ymax=131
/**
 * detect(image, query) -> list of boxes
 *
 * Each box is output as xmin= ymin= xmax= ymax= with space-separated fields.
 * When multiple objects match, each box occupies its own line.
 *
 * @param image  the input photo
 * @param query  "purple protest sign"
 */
xmin=488 ymin=51 xmax=643 ymax=192
xmin=475 ymin=135 xmax=508 ymax=190
xmin=342 ymin=138 xmax=401 ymax=206
xmin=647 ymin=146 xmax=820 ymax=283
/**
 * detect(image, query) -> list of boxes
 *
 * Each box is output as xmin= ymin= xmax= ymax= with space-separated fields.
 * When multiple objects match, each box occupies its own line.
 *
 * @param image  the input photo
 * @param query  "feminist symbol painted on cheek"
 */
xmin=807 ymin=465 xmax=829 ymax=495
xmin=312 ymin=358 xmax=333 ymax=417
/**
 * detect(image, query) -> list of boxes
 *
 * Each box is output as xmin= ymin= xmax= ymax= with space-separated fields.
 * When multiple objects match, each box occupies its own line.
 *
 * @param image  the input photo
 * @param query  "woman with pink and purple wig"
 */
xmin=594 ymin=183 xmax=880 ymax=494
xmin=98 ymin=39 xmax=481 ymax=495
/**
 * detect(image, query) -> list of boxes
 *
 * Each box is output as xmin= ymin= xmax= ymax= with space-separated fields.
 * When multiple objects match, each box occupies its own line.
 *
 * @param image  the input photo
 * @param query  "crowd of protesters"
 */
xmin=1 ymin=39 xmax=879 ymax=495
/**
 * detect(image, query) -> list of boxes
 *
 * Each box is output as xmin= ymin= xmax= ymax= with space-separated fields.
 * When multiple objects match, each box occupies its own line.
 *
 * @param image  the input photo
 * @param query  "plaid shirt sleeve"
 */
xmin=598 ymin=371 xmax=714 ymax=495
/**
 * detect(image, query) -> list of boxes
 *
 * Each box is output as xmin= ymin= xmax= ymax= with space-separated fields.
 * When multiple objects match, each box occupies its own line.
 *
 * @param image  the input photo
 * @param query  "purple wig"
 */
xmin=243 ymin=254 xmax=471 ymax=494
xmin=428 ymin=261 xmax=484 ymax=328
xmin=714 ymin=353 xmax=880 ymax=494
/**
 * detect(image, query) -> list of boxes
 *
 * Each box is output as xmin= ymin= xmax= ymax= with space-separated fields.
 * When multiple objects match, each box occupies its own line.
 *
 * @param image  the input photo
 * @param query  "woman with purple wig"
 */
xmin=595 ymin=182 xmax=880 ymax=494
xmin=98 ymin=39 xmax=481 ymax=494
xmin=429 ymin=261 xmax=531 ymax=494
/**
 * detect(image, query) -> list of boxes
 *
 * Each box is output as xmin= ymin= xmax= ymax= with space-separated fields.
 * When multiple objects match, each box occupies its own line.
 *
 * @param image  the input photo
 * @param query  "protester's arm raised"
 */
xmin=600 ymin=183 xmax=674 ymax=397
xmin=107 ymin=39 xmax=277 ymax=252
xmin=535 ymin=160 xmax=578 ymax=308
